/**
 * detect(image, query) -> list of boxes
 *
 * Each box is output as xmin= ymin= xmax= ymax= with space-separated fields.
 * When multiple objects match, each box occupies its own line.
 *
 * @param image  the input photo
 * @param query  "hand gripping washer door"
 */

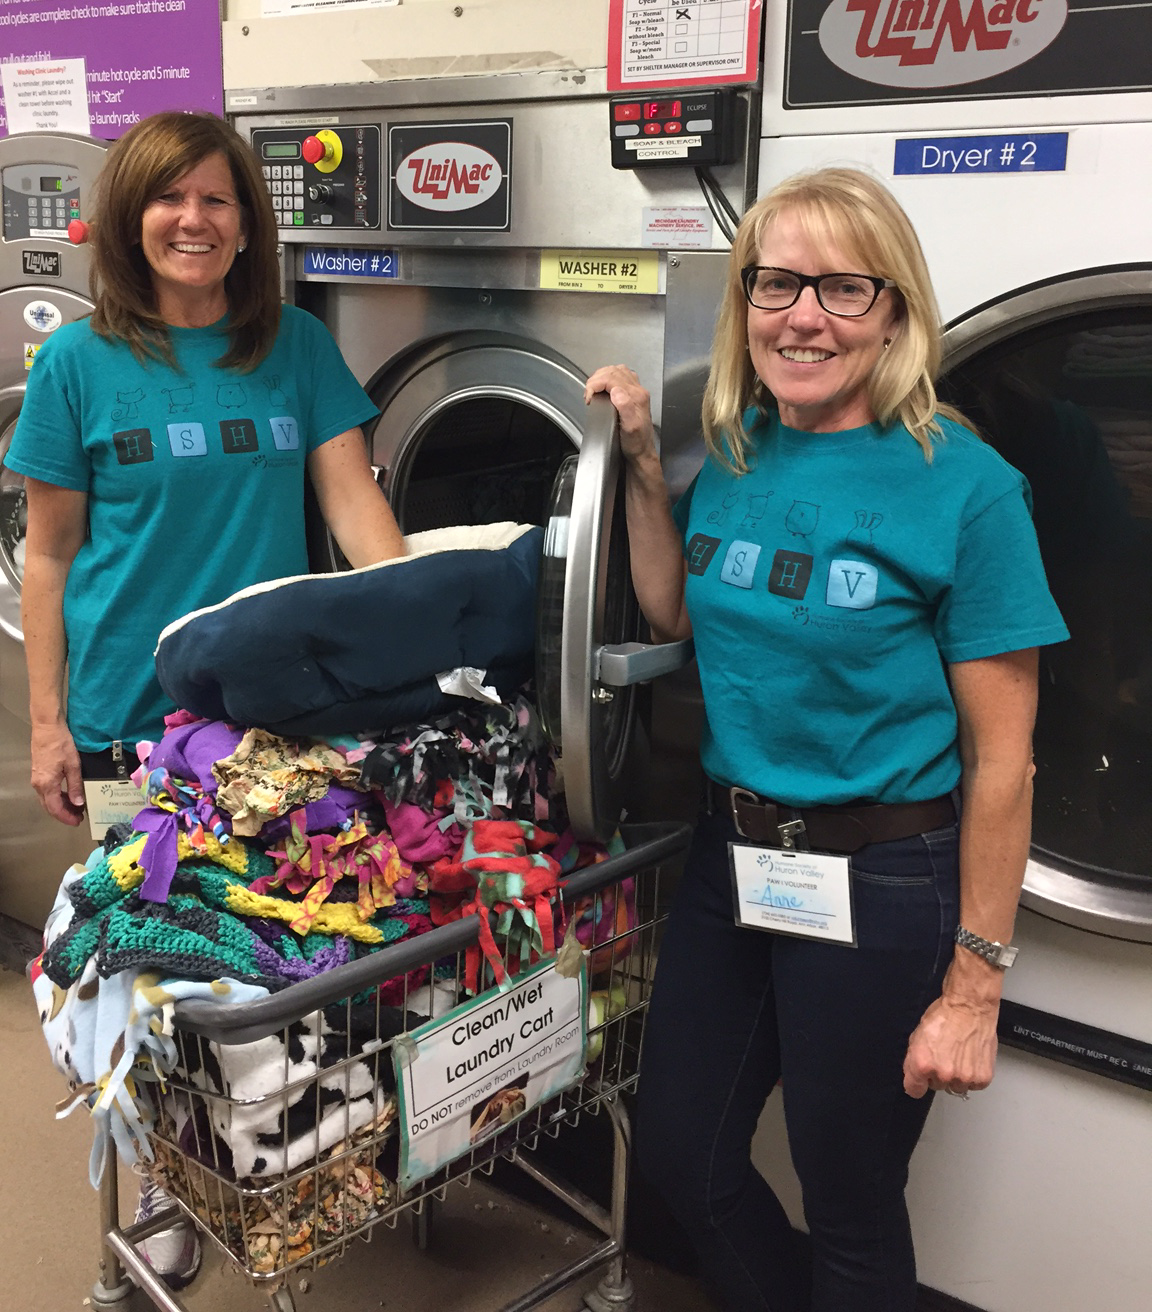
xmin=536 ymin=393 xmax=693 ymax=842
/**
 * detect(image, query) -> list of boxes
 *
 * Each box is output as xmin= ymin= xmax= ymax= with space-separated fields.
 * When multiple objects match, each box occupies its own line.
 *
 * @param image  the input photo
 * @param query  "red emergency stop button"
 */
xmin=67 ymin=219 xmax=89 ymax=244
xmin=302 ymin=135 xmax=326 ymax=165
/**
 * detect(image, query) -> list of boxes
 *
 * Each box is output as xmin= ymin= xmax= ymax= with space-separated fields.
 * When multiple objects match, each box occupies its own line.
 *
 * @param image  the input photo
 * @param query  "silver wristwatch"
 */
xmin=955 ymin=926 xmax=1018 ymax=969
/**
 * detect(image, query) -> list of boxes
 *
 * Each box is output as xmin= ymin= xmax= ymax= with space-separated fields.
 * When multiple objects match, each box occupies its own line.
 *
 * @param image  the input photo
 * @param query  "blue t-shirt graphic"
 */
xmin=674 ymin=410 xmax=1069 ymax=806
xmin=8 ymin=306 xmax=378 ymax=751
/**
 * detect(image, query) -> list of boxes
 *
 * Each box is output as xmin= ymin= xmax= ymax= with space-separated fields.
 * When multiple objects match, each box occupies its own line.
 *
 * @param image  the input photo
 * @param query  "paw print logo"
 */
xmin=792 ymin=606 xmax=810 ymax=626
xmin=252 ymin=453 xmax=268 ymax=469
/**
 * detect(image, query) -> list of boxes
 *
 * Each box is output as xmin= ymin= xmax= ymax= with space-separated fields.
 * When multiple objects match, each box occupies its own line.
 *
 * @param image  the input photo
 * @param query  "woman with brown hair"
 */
xmin=8 ymin=111 xmax=404 ymax=1286
xmin=587 ymin=168 xmax=1067 ymax=1310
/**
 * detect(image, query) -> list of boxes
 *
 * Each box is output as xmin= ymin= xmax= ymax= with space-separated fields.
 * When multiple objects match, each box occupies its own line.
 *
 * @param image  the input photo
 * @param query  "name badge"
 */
xmin=83 ymin=779 xmax=142 ymax=841
xmin=729 ymin=842 xmax=857 ymax=946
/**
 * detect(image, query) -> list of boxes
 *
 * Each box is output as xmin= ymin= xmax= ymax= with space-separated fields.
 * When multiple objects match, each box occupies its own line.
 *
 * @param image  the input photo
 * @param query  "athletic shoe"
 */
xmin=133 ymin=1177 xmax=202 ymax=1290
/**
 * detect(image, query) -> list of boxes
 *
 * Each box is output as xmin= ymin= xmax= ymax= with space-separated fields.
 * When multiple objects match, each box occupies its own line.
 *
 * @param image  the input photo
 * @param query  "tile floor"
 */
xmin=0 ymin=966 xmax=715 ymax=1312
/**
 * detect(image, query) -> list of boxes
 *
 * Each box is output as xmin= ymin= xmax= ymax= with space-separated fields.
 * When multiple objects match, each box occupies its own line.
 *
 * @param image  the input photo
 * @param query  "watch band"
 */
xmin=954 ymin=926 xmax=1018 ymax=969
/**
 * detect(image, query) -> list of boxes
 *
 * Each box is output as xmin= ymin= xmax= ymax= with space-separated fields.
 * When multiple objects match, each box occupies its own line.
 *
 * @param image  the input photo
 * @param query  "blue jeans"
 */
xmin=636 ymin=808 xmax=960 ymax=1312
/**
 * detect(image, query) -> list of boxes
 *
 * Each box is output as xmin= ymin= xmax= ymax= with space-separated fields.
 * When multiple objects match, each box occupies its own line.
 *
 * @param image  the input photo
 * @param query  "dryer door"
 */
xmin=941 ymin=267 xmax=1152 ymax=942
xmin=368 ymin=334 xmax=691 ymax=842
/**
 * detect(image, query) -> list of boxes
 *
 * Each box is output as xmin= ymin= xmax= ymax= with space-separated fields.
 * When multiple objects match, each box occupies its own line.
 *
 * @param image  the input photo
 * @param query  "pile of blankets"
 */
xmin=32 ymin=695 xmax=615 ymax=1203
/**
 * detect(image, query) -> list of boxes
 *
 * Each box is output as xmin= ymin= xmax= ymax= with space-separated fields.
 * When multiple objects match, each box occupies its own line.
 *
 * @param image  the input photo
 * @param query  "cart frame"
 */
xmin=89 ymin=820 xmax=689 ymax=1312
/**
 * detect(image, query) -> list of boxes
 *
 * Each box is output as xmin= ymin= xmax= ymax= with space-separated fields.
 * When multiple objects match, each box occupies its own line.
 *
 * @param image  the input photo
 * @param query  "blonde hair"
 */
xmin=89 ymin=112 xmax=280 ymax=371
xmin=702 ymin=167 xmax=973 ymax=471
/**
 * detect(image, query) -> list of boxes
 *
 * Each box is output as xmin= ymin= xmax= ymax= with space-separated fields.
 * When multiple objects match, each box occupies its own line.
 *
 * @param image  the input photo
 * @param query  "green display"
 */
xmin=262 ymin=142 xmax=301 ymax=159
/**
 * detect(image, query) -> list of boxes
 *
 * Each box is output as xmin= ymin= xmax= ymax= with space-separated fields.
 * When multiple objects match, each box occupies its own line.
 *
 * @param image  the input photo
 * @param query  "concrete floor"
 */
xmin=0 ymin=966 xmax=715 ymax=1312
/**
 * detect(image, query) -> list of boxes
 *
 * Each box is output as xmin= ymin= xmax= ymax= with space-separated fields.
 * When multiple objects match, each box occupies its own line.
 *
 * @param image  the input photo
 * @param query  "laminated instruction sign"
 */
xmin=395 ymin=959 xmax=586 ymax=1189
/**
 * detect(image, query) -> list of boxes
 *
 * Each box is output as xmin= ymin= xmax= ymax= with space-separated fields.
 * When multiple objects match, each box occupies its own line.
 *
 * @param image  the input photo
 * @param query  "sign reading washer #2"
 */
xmin=388 ymin=120 xmax=512 ymax=231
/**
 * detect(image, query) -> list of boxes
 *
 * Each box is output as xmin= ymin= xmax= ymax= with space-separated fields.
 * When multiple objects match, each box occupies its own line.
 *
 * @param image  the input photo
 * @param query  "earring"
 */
xmin=883 ymin=339 xmax=891 ymax=348
xmin=237 ymin=241 xmax=247 ymax=253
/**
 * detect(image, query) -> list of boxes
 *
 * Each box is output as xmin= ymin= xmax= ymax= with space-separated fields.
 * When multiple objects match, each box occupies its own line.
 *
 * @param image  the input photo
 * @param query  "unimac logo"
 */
xmin=396 ymin=142 xmax=504 ymax=212
xmin=22 ymin=250 xmax=61 ymax=278
xmin=819 ymin=0 xmax=1068 ymax=87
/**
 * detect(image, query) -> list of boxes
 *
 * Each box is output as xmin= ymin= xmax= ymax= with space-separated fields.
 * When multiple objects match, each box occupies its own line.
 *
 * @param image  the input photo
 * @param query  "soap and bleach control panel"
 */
xmin=1 ymin=164 xmax=83 ymax=240
xmin=251 ymin=125 xmax=381 ymax=231
xmin=609 ymin=89 xmax=735 ymax=169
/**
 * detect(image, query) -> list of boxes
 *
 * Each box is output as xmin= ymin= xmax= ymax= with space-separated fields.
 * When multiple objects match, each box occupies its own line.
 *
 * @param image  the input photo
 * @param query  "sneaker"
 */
xmin=133 ymin=1177 xmax=202 ymax=1290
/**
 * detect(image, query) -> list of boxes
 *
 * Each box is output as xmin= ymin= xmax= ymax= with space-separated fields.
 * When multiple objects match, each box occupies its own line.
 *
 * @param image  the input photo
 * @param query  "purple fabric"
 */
xmin=135 ymin=809 xmax=182 ymax=903
xmin=381 ymin=799 xmax=464 ymax=865
xmin=257 ymin=785 xmax=368 ymax=842
xmin=251 ymin=934 xmax=353 ymax=981
xmin=146 ymin=720 xmax=245 ymax=794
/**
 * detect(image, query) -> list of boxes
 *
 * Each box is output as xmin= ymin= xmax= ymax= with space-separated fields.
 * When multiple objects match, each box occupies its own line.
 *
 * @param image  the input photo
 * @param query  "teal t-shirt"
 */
xmin=8 ymin=305 xmax=378 ymax=751
xmin=673 ymin=410 xmax=1069 ymax=806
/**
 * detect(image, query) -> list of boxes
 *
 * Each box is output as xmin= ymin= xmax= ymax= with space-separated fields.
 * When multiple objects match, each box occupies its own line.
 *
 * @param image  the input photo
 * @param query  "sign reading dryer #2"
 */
xmin=388 ymin=120 xmax=511 ymax=231
xmin=785 ymin=0 xmax=1152 ymax=107
xmin=394 ymin=960 xmax=586 ymax=1189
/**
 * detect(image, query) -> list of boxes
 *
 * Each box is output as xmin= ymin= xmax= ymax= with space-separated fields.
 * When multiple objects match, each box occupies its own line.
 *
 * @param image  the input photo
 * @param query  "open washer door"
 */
xmin=369 ymin=334 xmax=691 ymax=844
xmin=941 ymin=266 xmax=1152 ymax=943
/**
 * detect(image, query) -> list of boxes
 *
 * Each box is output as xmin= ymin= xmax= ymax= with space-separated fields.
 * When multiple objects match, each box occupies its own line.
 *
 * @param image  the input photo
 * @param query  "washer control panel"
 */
xmin=252 ymin=124 xmax=381 ymax=231
xmin=1 ymin=163 xmax=83 ymax=239
xmin=609 ymin=89 xmax=736 ymax=169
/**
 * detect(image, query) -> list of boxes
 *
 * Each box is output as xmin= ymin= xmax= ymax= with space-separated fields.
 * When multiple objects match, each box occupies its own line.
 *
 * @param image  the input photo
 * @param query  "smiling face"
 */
xmin=747 ymin=210 xmax=901 ymax=432
xmin=140 ymin=151 xmax=246 ymax=326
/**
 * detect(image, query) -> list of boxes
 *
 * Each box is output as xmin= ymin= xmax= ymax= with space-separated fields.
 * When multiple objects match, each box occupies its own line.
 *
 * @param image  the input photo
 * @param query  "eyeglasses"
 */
xmin=741 ymin=266 xmax=897 ymax=317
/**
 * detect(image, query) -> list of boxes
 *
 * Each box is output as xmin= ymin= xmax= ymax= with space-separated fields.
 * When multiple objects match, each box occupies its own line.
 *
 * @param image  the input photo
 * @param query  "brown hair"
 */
xmin=702 ymin=167 xmax=974 ymax=471
xmin=88 ymin=112 xmax=280 ymax=371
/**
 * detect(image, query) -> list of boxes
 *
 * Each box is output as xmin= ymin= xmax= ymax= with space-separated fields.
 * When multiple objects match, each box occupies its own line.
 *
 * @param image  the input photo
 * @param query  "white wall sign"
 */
xmin=262 ymin=0 xmax=397 ymax=16
xmin=0 ymin=58 xmax=90 ymax=135
xmin=642 ymin=205 xmax=713 ymax=248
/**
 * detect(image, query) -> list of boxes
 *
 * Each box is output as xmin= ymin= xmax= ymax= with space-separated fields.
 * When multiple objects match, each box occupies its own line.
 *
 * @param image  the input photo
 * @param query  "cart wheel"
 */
xmin=410 ymin=1197 xmax=436 ymax=1250
xmin=89 ymin=1276 xmax=135 ymax=1311
xmin=267 ymin=1287 xmax=298 ymax=1312
xmin=583 ymin=1273 xmax=636 ymax=1312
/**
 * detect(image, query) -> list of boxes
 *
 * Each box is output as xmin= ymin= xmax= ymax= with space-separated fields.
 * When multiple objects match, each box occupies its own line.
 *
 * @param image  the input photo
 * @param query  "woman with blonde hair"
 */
xmin=586 ymin=168 xmax=1067 ymax=1310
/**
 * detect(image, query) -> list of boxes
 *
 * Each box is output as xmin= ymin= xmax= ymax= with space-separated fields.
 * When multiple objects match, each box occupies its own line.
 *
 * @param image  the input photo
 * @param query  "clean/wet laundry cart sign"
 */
xmin=894 ymin=133 xmax=1069 ymax=175
xmin=395 ymin=960 xmax=586 ymax=1188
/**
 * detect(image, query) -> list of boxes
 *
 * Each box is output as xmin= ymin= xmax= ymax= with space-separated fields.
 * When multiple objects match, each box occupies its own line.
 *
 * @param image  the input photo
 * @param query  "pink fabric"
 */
xmin=381 ymin=798 xmax=464 ymax=866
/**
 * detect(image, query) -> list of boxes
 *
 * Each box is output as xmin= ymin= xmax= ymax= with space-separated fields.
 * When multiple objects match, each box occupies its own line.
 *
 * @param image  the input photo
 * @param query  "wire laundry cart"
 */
xmin=89 ymin=820 xmax=690 ymax=1312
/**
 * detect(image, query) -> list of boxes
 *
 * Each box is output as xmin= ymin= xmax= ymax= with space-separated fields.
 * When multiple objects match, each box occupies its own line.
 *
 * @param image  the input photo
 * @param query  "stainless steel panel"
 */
xmin=661 ymin=249 xmax=728 ymax=499
xmin=232 ymin=72 xmax=754 ymax=254
xmin=308 ymin=278 xmax=670 ymax=426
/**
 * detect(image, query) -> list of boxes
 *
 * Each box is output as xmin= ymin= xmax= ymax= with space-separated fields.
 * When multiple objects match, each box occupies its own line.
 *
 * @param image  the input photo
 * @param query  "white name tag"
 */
xmin=729 ymin=842 xmax=857 ymax=945
xmin=83 ymin=779 xmax=142 ymax=841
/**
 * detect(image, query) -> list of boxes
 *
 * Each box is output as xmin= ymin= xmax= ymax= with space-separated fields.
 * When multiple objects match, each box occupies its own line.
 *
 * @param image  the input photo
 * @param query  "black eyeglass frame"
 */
xmin=741 ymin=265 xmax=898 ymax=317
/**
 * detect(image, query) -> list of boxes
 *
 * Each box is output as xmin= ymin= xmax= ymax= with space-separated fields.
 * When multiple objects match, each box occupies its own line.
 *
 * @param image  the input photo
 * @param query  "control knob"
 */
xmin=307 ymin=183 xmax=333 ymax=203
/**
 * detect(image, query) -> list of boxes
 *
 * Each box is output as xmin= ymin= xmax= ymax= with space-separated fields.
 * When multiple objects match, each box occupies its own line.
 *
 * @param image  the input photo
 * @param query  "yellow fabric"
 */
xmin=224 ymin=885 xmax=385 ymax=943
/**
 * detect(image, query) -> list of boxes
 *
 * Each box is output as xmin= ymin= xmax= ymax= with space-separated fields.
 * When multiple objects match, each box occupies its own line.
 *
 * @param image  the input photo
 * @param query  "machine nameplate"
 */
xmin=540 ymin=250 xmax=659 ymax=296
xmin=894 ymin=133 xmax=1069 ymax=176
xmin=302 ymin=247 xmax=398 ymax=279
xmin=22 ymin=250 xmax=60 ymax=278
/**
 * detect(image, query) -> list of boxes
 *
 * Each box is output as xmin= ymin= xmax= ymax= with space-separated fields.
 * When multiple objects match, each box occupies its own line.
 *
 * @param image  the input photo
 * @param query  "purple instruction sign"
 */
xmin=0 ymin=0 xmax=223 ymax=137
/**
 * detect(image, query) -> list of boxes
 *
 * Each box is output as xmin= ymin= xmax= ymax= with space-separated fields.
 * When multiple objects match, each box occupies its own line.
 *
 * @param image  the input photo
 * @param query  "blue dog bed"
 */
xmin=155 ymin=522 xmax=544 ymax=736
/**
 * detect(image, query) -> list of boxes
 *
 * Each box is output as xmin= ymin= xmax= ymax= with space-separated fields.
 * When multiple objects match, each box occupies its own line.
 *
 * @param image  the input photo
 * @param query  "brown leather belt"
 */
xmin=708 ymin=780 xmax=955 ymax=855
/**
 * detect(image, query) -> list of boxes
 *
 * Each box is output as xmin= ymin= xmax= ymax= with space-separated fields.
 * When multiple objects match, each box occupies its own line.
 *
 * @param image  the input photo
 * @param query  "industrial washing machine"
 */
xmin=0 ymin=131 xmax=108 ymax=931
xmin=745 ymin=9 xmax=1152 ymax=1310
xmin=229 ymin=68 xmax=758 ymax=841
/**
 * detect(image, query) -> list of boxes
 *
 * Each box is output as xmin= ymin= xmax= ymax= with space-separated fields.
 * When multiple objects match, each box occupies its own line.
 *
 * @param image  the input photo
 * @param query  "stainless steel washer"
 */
xmin=0 ymin=132 xmax=107 ymax=929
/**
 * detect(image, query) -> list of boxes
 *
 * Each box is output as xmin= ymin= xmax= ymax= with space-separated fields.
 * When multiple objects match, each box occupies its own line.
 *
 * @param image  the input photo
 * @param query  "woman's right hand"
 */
xmin=584 ymin=366 xmax=659 ymax=464
xmin=30 ymin=720 xmax=85 ymax=825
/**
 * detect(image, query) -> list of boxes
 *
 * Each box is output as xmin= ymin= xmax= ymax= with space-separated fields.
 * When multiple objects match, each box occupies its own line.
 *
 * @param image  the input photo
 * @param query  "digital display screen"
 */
xmin=643 ymin=100 xmax=681 ymax=121
xmin=39 ymin=176 xmax=62 ymax=191
xmin=262 ymin=142 xmax=301 ymax=159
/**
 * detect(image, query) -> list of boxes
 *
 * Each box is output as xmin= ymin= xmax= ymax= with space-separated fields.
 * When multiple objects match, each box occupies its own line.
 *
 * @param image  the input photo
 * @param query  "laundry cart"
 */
xmin=89 ymin=820 xmax=689 ymax=1312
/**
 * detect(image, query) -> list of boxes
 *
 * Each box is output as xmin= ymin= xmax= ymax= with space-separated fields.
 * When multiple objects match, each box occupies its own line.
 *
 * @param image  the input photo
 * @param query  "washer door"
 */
xmin=941 ymin=267 xmax=1152 ymax=942
xmin=369 ymin=333 xmax=690 ymax=841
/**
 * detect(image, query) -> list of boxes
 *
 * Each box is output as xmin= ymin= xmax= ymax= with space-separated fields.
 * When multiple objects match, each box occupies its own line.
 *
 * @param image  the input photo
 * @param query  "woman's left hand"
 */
xmin=903 ymin=986 xmax=999 ymax=1099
